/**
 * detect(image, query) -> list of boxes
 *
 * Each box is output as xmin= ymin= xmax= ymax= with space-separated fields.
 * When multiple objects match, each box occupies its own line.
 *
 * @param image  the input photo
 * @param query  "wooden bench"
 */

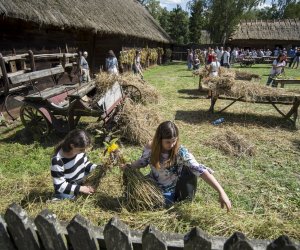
xmin=203 ymin=85 xmax=300 ymax=127
xmin=273 ymin=79 xmax=300 ymax=88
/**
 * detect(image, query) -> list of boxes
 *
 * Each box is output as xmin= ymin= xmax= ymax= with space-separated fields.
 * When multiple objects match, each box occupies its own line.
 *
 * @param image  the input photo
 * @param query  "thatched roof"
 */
xmin=229 ymin=19 xmax=300 ymax=41
xmin=0 ymin=0 xmax=171 ymax=43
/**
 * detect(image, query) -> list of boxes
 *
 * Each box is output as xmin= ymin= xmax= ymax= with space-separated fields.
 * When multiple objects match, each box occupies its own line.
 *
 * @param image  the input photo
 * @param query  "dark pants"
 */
xmin=174 ymin=166 xmax=197 ymax=202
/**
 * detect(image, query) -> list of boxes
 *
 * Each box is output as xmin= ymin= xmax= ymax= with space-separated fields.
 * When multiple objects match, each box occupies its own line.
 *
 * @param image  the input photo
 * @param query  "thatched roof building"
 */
xmin=228 ymin=19 xmax=300 ymax=48
xmin=0 ymin=0 xmax=171 ymax=70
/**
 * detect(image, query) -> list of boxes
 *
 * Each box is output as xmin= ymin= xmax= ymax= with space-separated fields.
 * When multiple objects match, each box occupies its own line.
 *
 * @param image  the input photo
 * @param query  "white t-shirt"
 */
xmin=270 ymin=60 xmax=286 ymax=75
xmin=223 ymin=51 xmax=230 ymax=64
xmin=209 ymin=61 xmax=220 ymax=77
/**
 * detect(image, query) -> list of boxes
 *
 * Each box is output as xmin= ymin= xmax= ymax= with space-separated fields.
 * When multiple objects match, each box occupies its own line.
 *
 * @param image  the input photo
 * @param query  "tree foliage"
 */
xmin=188 ymin=0 xmax=207 ymax=43
xmin=168 ymin=5 xmax=190 ymax=44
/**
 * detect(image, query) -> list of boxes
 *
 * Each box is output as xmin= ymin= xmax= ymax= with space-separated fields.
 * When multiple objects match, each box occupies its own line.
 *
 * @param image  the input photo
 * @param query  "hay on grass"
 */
xmin=118 ymin=99 xmax=160 ymax=145
xmin=123 ymin=167 xmax=165 ymax=211
xmin=234 ymin=70 xmax=261 ymax=81
xmin=206 ymin=129 xmax=255 ymax=157
xmin=84 ymin=165 xmax=109 ymax=191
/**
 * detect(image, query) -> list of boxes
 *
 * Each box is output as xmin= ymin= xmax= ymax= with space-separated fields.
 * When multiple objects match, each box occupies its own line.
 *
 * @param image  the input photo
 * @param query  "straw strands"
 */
xmin=122 ymin=167 xmax=165 ymax=211
xmin=117 ymin=99 xmax=160 ymax=145
xmin=206 ymin=128 xmax=256 ymax=157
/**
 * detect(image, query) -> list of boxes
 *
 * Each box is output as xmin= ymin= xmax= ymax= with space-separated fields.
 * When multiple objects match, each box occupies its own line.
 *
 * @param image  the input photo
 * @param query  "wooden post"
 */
xmin=142 ymin=225 xmax=167 ymax=250
xmin=0 ymin=215 xmax=16 ymax=250
xmin=0 ymin=53 xmax=10 ymax=95
xmin=34 ymin=209 xmax=68 ymax=250
xmin=267 ymin=235 xmax=297 ymax=250
xmin=103 ymin=217 xmax=133 ymax=250
xmin=66 ymin=214 xmax=99 ymax=250
xmin=184 ymin=227 xmax=212 ymax=250
xmin=4 ymin=203 xmax=40 ymax=250
xmin=28 ymin=50 xmax=36 ymax=72
xmin=223 ymin=232 xmax=253 ymax=250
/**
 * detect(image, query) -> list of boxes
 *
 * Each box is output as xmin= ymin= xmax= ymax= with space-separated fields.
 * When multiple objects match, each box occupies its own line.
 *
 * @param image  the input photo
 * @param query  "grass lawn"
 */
xmin=0 ymin=62 xmax=299 ymax=240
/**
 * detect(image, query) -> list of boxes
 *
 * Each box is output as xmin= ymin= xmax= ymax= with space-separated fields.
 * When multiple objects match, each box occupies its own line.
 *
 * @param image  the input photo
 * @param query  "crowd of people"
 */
xmin=186 ymin=46 xmax=300 ymax=71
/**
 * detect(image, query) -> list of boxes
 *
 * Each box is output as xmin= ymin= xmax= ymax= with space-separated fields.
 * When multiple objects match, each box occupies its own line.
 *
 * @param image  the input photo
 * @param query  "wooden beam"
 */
xmin=0 ymin=53 xmax=10 ymax=96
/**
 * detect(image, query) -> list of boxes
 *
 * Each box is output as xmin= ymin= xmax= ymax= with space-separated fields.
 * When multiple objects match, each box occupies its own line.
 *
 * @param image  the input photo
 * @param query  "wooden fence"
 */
xmin=1 ymin=203 xmax=299 ymax=250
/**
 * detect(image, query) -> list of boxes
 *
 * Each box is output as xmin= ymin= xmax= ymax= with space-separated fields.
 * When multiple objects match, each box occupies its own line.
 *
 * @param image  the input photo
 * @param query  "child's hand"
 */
xmin=219 ymin=192 xmax=231 ymax=212
xmin=80 ymin=185 xmax=95 ymax=195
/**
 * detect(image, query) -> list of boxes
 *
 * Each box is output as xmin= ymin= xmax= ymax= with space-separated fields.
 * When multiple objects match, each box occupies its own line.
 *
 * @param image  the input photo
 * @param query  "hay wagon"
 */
xmin=19 ymin=80 xmax=141 ymax=137
xmin=0 ymin=51 xmax=141 ymax=136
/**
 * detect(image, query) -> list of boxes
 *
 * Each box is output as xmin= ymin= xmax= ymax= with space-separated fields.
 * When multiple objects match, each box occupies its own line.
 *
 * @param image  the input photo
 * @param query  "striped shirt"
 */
xmin=51 ymin=150 xmax=97 ymax=195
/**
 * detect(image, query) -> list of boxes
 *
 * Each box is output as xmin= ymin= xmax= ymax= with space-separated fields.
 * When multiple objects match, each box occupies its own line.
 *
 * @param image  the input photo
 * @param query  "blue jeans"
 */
xmin=163 ymin=192 xmax=175 ymax=206
xmin=266 ymin=75 xmax=275 ymax=87
xmin=54 ymin=193 xmax=76 ymax=200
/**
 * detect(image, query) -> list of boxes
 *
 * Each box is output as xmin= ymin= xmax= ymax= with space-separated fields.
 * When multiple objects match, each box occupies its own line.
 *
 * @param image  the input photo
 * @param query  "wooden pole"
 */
xmin=0 ymin=53 xmax=10 ymax=96
xmin=28 ymin=50 xmax=36 ymax=72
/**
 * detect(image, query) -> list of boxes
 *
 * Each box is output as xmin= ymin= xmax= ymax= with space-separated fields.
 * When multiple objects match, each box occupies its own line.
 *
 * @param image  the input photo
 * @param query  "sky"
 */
xmin=159 ymin=0 xmax=272 ymax=11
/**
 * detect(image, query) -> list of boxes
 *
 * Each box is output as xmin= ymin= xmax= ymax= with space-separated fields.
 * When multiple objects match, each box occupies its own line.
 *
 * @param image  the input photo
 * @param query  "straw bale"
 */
xmin=117 ymin=99 xmax=160 ymax=145
xmin=206 ymin=129 xmax=255 ymax=157
xmin=119 ymin=73 xmax=160 ymax=104
xmin=234 ymin=70 xmax=261 ymax=81
xmin=123 ymin=168 xmax=165 ymax=211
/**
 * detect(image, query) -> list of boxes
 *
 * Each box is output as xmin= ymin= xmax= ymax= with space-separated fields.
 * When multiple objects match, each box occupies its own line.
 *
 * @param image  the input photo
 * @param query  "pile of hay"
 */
xmin=117 ymin=99 xmax=160 ymax=145
xmin=206 ymin=129 xmax=255 ymax=157
xmin=203 ymin=76 xmax=234 ymax=96
xmin=119 ymin=73 xmax=160 ymax=104
xmin=123 ymin=167 xmax=165 ymax=211
xmin=234 ymin=70 xmax=261 ymax=81
xmin=228 ymin=81 xmax=288 ymax=102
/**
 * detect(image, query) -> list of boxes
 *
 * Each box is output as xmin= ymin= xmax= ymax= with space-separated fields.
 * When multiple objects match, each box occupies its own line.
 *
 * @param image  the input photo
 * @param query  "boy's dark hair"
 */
xmin=54 ymin=129 xmax=91 ymax=154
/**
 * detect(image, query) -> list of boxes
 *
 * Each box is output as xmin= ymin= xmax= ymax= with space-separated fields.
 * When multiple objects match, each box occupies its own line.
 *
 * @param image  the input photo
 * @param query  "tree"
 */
xmin=283 ymin=1 xmax=300 ymax=18
xmin=207 ymin=0 xmax=264 ymax=44
xmin=168 ymin=5 xmax=190 ymax=44
xmin=158 ymin=7 xmax=170 ymax=31
xmin=144 ymin=0 xmax=162 ymax=21
xmin=188 ymin=0 xmax=207 ymax=44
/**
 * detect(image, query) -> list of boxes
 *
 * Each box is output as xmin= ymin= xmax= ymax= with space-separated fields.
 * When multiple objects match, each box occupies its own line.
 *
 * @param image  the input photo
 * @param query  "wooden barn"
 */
xmin=228 ymin=19 xmax=300 ymax=49
xmin=0 ymin=0 xmax=171 ymax=73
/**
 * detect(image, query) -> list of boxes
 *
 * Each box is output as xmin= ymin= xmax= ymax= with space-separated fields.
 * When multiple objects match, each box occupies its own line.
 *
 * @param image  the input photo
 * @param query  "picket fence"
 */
xmin=0 ymin=203 xmax=299 ymax=250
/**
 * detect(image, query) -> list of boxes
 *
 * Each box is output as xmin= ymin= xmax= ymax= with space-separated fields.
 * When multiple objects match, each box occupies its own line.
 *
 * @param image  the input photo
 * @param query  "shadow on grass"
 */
xmin=178 ymin=88 xmax=208 ymax=97
xmin=175 ymin=109 xmax=297 ymax=130
xmin=20 ymin=190 xmax=54 ymax=206
xmin=93 ymin=194 xmax=123 ymax=212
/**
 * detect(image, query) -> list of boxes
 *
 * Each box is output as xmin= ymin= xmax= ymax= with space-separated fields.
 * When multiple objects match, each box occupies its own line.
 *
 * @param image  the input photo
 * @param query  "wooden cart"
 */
xmin=19 ymin=80 xmax=141 ymax=137
xmin=273 ymin=79 xmax=300 ymax=88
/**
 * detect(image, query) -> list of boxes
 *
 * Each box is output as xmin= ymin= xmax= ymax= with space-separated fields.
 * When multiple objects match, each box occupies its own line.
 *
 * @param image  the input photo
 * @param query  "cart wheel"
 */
xmin=4 ymin=93 xmax=25 ymax=121
xmin=20 ymin=104 xmax=51 ymax=137
xmin=122 ymin=85 xmax=142 ymax=103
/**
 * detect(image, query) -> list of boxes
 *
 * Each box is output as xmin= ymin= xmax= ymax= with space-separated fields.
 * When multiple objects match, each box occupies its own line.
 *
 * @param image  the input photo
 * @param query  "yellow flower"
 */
xmin=107 ymin=143 xmax=119 ymax=154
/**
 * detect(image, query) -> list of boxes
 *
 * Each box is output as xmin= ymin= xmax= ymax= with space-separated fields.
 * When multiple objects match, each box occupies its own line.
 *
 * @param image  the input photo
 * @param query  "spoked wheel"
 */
xmin=20 ymin=104 xmax=51 ymax=137
xmin=122 ymin=85 xmax=142 ymax=103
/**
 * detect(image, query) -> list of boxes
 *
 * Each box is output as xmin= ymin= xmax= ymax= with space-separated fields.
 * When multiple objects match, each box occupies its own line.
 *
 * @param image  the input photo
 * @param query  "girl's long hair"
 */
xmin=150 ymin=121 xmax=179 ymax=169
xmin=54 ymin=129 xmax=91 ymax=155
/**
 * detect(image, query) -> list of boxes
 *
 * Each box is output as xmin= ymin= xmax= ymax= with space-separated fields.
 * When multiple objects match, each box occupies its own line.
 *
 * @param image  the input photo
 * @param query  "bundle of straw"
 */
xmin=118 ymin=99 xmax=160 ymax=145
xmin=119 ymin=73 xmax=160 ymax=104
xmin=206 ymin=129 xmax=255 ymax=157
xmin=123 ymin=167 xmax=165 ymax=211
xmin=234 ymin=70 xmax=261 ymax=81
xmin=84 ymin=139 xmax=124 ymax=191
xmin=203 ymin=76 xmax=234 ymax=96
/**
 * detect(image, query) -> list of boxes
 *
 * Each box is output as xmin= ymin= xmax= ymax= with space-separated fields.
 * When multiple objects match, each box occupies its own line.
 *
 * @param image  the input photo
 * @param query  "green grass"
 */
xmin=0 ymin=62 xmax=299 ymax=240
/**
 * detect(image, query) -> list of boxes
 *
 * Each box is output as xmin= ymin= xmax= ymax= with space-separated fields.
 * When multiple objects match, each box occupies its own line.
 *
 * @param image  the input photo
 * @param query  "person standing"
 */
xmin=266 ymin=53 xmax=286 ymax=87
xmin=80 ymin=51 xmax=90 ymax=83
xmin=291 ymin=48 xmax=300 ymax=69
xmin=105 ymin=50 xmax=119 ymax=75
xmin=222 ymin=48 xmax=231 ymax=68
xmin=133 ymin=50 xmax=144 ymax=79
